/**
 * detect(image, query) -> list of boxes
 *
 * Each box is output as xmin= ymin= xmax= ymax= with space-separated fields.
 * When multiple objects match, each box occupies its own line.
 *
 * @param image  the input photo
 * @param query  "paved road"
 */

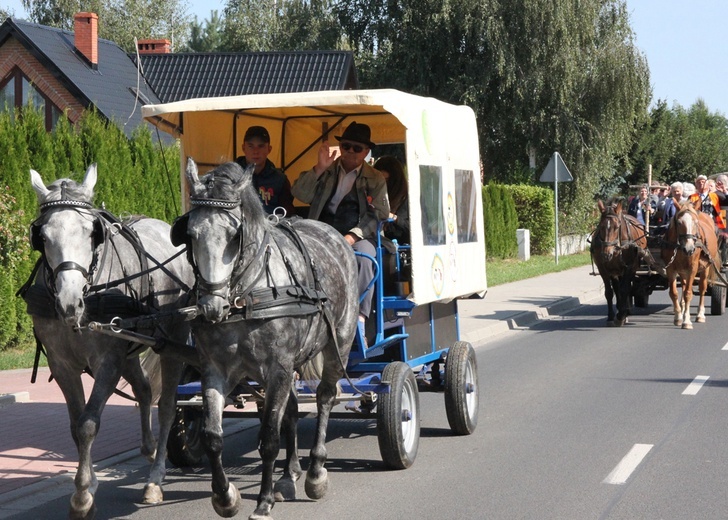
xmin=0 ymin=264 xmax=605 ymax=518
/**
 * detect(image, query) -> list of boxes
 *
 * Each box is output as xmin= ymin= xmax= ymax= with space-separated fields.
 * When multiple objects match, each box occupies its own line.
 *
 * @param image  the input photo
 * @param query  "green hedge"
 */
xmin=0 ymin=107 xmax=180 ymax=350
xmin=507 ymin=184 xmax=555 ymax=255
xmin=483 ymin=183 xmax=518 ymax=258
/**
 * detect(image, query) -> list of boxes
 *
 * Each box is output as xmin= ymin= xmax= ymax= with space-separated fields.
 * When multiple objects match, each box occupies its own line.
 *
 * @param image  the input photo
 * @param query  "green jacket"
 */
xmin=292 ymin=159 xmax=390 ymax=240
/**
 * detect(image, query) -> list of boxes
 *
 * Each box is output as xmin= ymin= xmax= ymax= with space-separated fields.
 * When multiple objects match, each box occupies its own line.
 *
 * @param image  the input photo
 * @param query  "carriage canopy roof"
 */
xmin=142 ymin=89 xmax=487 ymax=304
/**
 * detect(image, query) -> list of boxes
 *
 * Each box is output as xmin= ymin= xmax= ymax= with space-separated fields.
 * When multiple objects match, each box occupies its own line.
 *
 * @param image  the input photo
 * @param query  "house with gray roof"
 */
xmin=0 ymin=12 xmax=358 ymax=136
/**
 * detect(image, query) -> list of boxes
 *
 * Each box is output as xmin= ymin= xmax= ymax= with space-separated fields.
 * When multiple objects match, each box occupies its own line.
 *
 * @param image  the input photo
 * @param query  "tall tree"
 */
xmin=184 ymin=10 xmax=224 ymax=52
xmin=337 ymin=0 xmax=650 ymax=234
xmin=21 ymin=0 xmax=190 ymax=52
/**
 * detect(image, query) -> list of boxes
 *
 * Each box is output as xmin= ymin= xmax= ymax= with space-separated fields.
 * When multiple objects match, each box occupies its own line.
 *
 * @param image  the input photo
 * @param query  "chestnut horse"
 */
xmin=590 ymin=199 xmax=648 ymax=326
xmin=661 ymin=199 xmax=720 ymax=329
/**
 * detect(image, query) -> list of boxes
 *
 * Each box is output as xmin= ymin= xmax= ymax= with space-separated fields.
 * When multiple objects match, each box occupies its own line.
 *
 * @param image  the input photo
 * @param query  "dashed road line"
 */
xmin=722 ymin=341 xmax=728 ymax=351
xmin=682 ymin=375 xmax=710 ymax=395
xmin=603 ymin=443 xmax=653 ymax=485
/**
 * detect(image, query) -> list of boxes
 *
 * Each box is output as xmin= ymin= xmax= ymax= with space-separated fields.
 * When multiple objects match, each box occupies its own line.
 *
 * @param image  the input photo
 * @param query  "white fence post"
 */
xmin=517 ymin=229 xmax=531 ymax=261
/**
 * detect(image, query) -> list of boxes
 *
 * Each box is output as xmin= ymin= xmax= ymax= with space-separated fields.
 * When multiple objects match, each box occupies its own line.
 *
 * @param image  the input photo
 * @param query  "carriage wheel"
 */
xmin=444 ymin=341 xmax=479 ymax=435
xmin=166 ymin=405 xmax=205 ymax=468
xmin=377 ymin=361 xmax=420 ymax=470
xmin=710 ymin=276 xmax=726 ymax=316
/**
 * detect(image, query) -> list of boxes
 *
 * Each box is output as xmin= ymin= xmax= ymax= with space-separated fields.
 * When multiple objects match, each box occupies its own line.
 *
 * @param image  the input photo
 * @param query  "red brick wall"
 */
xmin=73 ymin=12 xmax=98 ymax=66
xmin=0 ymin=38 xmax=86 ymax=123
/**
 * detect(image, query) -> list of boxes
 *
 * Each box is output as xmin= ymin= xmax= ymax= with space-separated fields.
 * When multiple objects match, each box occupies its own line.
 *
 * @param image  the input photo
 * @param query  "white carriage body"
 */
xmin=143 ymin=89 xmax=487 ymax=305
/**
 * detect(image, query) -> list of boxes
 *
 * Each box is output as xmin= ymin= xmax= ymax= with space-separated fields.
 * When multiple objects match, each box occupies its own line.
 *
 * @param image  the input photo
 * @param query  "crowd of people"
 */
xmin=237 ymin=122 xmax=410 ymax=343
xmin=628 ymin=173 xmax=728 ymax=236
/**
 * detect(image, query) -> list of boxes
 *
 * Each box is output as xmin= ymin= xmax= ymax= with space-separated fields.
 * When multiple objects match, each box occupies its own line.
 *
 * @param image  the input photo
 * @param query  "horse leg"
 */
xmin=52 ymin=368 xmax=96 ymax=520
xmin=681 ymin=275 xmax=695 ymax=329
xmin=305 ymin=342 xmax=345 ymax=501
xmin=251 ymin=370 xmax=291 ymax=519
xmin=695 ymin=271 xmax=709 ymax=323
xmin=122 ymin=357 xmax=156 ymax=462
xmin=668 ymin=276 xmax=682 ymax=326
xmin=614 ymin=276 xmax=630 ymax=327
xmin=203 ymin=379 xmax=240 ymax=518
xmin=273 ymin=387 xmax=303 ymax=503
xmin=603 ymin=275 xmax=615 ymax=324
xmin=70 ymin=360 xmax=124 ymax=519
xmin=143 ymin=356 xmax=186 ymax=505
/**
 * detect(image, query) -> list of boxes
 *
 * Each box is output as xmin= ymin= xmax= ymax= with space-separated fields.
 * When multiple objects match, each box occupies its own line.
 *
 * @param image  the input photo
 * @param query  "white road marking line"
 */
xmin=682 ymin=375 xmax=710 ymax=395
xmin=603 ymin=444 xmax=653 ymax=485
xmin=722 ymin=341 xmax=728 ymax=351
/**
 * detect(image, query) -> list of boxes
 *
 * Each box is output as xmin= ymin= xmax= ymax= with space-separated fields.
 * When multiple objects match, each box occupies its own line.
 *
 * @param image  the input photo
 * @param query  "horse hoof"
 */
xmin=674 ymin=319 xmax=683 ymax=327
xmin=696 ymin=316 xmax=706 ymax=323
xmin=211 ymin=483 xmax=240 ymax=518
xmin=142 ymin=482 xmax=163 ymax=504
xmin=273 ymin=475 xmax=298 ymax=502
xmin=69 ymin=491 xmax=96 ymax=520
xmin=682 ymin=323 xmax=693 ymax=330
xmin=305 ymin=467 xmax=329 ymax=500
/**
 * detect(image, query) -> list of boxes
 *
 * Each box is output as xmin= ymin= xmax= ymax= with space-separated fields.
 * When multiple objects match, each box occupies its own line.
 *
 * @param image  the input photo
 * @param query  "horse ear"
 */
xmin=82 ymin=163 xmax=98 ymax=190
xmin=691 ymin=197 xmax=701 ymax=211
xmin=30 ymin=169 xmax=50 ymax=201
xmin=597 ymin=200 xmax=606 ymax=213
xmin=185 ymin=157 xmax=202 ymax=196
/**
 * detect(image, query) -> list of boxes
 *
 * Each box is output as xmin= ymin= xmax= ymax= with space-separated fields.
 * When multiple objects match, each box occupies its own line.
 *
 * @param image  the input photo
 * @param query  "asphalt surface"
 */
xmin=0 ymin=263 xmax=604 ymax=518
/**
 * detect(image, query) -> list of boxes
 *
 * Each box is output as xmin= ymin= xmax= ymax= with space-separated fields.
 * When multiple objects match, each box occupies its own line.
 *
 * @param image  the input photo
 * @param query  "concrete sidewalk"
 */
xmin=0 ymin=264 xmax=604 ymax=515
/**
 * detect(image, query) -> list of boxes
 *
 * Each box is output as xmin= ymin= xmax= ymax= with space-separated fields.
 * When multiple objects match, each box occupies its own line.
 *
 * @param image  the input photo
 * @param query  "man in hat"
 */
xmin=235 ymin=125 xmax=295 ymax=216
xmin=292 ymin=121 xmax=390 ymax=343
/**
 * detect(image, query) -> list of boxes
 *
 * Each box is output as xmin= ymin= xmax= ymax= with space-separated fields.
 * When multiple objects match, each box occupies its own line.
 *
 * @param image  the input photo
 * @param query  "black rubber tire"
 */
xmin=711 ymin=281 xmax=726 ymax=316
xmin=377 ymin=361 xmax=420 ymax=470
xmin=444 ymin=341 xmax=479 ymax=435
xmin=166 ymin=406 xmax=205 ymax=468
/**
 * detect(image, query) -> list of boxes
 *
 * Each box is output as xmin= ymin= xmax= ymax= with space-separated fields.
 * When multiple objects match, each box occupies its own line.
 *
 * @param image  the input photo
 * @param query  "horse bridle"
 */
xmin=172 ymin=197 xmax=271 ymax=306
xmin=30 ymin=199 xmax=106 ymax=297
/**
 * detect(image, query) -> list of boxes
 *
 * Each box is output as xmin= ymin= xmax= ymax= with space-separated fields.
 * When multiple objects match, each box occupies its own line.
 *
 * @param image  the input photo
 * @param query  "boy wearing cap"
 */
xmin=235 ymin=125 xmax=295 ymax=216
xmin=292 ymin=121 xmax=390 ymax=343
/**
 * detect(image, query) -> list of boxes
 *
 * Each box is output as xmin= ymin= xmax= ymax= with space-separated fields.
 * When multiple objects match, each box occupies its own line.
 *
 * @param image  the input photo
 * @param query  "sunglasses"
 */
xmin=340 ymin=142 xmax=365 ymax=153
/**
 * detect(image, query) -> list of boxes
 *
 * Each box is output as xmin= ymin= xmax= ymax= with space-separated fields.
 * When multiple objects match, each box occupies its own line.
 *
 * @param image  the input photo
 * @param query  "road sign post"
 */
xmin=539 ymin=152 xmax=573 ymax=264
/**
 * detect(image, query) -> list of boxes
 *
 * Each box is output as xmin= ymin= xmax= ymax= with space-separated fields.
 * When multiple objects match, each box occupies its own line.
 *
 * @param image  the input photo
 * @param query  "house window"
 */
xmin=0 ymin=68 xmax=63 ymax=131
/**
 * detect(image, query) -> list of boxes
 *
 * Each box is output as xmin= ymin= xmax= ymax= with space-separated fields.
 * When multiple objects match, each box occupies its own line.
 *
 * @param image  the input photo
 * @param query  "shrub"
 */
xmin=483 ymin=183 xmax=518 ymax=258
xmin=508 ymin=184 xmax=555 ymax=255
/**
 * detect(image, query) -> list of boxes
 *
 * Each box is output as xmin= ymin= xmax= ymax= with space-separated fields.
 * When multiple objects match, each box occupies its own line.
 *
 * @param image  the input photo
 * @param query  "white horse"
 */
xmin=23 ymin=164 xmax=194 ymax=518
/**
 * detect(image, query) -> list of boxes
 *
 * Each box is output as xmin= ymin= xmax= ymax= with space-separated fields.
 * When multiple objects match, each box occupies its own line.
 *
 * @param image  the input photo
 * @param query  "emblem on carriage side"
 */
xmin=431 ymin=254 xmax=445 ymax=297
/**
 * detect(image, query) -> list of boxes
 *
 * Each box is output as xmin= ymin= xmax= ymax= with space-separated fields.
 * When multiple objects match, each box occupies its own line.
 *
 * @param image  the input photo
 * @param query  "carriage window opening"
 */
xmin=0 ymin=68 xmax=63 ymax=131
xmin=420 ymin=165 xmax=446 ymax=245
xmin=455 ymin=169 xmax=478 ymax=243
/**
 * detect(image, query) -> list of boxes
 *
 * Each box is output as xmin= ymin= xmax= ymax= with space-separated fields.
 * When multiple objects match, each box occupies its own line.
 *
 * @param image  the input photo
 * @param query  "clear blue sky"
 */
xmin=3 ymin=0 xmax=728 ymax=115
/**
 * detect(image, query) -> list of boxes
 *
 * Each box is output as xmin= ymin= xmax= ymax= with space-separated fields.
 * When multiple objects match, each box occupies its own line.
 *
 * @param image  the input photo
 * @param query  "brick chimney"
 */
xmin=137 ymin=39 xmax=172 ymax=54
xmin=74 ymin=12 xmax=98 ymax=69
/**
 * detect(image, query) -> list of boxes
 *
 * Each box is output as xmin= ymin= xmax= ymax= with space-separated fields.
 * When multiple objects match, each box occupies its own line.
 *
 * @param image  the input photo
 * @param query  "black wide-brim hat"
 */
xmin=335 ymin=121 xmax=375 ymax=148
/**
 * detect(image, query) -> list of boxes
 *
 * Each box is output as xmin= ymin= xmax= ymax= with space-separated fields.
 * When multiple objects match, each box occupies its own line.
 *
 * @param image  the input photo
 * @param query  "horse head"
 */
xmin=675 ymin=201 xmax=702 ymax=255
xmin=30 ymin=164 xmax=103 ymax=326
xmin=595 ymin=198 xmax=623 ymax=262
xmin=175 ymin=159 xmax=264 ymax=323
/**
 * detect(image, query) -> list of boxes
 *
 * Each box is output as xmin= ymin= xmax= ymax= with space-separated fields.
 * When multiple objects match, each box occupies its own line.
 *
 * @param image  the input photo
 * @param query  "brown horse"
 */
xmin=661 ymin=199 xmax=720 ymax=329
xmin=590 ymin=199 xmax=648 ymax=326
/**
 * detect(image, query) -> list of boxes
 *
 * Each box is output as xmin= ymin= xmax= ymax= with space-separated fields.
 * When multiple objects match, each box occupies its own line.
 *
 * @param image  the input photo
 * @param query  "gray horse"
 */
xmin=172 ymin=160 xmax=358 ymax=519
xmin=24 ymin=164 xmax=194 ymax=519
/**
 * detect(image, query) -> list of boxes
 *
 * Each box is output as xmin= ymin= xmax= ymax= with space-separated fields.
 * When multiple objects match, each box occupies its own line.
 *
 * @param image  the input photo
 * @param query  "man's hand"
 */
xmin=314 ymin=141 xmax=339 ymax=176
xmin=344 ymin=234 xmax=358 ymax=246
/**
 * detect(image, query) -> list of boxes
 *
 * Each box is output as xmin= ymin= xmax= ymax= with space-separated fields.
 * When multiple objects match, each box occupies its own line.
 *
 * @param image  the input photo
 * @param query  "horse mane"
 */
xmin=42 ymin=177 xmax=94 ymax=205
xmin=197 ymin=162 xmax=269 ymax=224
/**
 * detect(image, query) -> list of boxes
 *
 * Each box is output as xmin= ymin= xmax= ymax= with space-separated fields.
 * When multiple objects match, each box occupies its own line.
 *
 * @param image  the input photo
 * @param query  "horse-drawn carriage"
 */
xmin=25 ymin=89 xmax=487 ymax=519
xmin=592 ymin=194 xmax=728 ymax=330
xmin=134 ymin=89 xmax=486 ymax=515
